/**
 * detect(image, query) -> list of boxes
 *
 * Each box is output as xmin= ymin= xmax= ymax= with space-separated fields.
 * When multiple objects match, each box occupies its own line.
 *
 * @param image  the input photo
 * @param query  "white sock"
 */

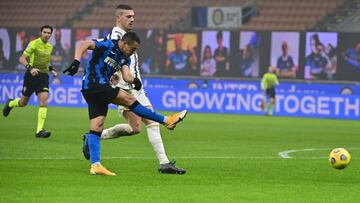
xmin=146 ymin=123 xmax=170 ymax=165
xmin=101 ymin=124 xmax=133 ymax=139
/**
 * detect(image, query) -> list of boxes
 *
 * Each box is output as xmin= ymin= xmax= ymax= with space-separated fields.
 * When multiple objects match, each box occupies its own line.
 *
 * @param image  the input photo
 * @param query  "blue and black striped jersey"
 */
xmin=82 ymin=39 xmax=130 ymax=90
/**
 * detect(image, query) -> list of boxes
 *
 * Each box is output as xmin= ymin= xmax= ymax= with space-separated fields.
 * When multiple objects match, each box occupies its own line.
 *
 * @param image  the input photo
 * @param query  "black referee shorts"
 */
xmin=22 ymin=70 xmax=49 ymax=97
xmin=81 ymin=84 xmax=120 ymax=119
xmin=266 ymin=88 xmax=276 ymax=99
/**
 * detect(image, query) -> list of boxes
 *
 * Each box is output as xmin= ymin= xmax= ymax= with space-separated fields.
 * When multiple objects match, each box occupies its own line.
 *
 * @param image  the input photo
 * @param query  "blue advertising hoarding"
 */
xmin=0 ymin=73 xmax=359 ymax=120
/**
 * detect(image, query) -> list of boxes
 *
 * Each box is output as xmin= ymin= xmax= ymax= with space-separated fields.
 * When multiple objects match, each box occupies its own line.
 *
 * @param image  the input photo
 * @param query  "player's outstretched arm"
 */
xmin=74 ymin=40 xmax=95 ymax=61
xmin=63 ymin=40 xmax=95 ymax=76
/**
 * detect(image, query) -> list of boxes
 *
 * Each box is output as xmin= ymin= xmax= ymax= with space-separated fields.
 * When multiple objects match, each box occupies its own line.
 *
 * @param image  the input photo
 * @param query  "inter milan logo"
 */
xmin=104 ymin=56 xmax=121 ymax=70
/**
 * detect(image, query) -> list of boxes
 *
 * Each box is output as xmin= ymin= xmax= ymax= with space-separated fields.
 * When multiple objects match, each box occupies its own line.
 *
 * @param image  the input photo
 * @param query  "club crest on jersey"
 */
xmin=104 ymin=56 xmax=121 ymax=71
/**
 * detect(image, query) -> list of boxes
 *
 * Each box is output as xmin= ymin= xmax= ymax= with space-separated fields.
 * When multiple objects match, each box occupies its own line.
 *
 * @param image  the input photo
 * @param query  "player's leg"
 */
xmin=34 ymin=73 xmax=51 ymax=137
xmin=144 ymin=120 xmax=169 ymax=164
xmin=260 ymin=96 xmax=266 ymax=111
xmin=267 ymin=88 xmax=276 ymax=116
xmin=87 ymin=116 xmax=115 ymax=176
xmin=136 ymin=91 xmax=185 ymax=173
xmin=111 ymin=89 xmax=187 ymax=130
xmin=102 ymin=89 xmax=151 ymax=139
xmin=2 ymin=96 xmax=30 ymax=117
xmin=82 ymin=88 xmax=116 ymax=176
xmin=143 ymin=115 xmax=186 ymax=174
xmin=102 ymin=100 xmax=186 ymax=174
xmin=268 ymin=97 xmax=275 ymax=115
xmin=35 ymin=92 xmax=51 ymax=138
xmin=3 ymin=72 xmax=34 ymax=117
xmin=101 ymin=108 xmax=137 ymax=139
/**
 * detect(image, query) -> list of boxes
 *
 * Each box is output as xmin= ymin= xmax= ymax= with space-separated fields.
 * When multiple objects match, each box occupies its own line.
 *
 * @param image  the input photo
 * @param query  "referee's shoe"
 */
xmin=3 ymin=99 xmax=13 ymax=117
xmin=35 ymin=130 xmax=51 ymax=138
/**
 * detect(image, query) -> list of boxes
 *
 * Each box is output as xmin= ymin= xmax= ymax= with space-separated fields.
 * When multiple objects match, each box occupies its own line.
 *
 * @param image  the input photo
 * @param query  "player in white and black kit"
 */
xmin=99 ymin=4 xmax=185 ymax=174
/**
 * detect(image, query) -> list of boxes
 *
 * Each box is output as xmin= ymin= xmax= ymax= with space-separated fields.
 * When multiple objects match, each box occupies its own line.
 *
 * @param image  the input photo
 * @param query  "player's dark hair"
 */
xmin=40 ymin=25 xmax=53 ymax=33
xmin=311 ymin=34 xmax=320 ymax=46
xmin=116 ymin=4 xmax=133 ymax=10
xmin=122 ymin=32 xmax=141 ymax=45
xmin=243 ymin=44 xmax=253 ymax=59
xmin=216 ymin=31 xmax=223 ymax=40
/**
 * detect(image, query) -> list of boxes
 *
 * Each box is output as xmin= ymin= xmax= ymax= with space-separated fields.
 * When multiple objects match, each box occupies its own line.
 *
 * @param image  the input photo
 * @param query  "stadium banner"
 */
xmin=142 ymin=78 xmax=360 ymax=95
xmin=0 ymin=74 xmax=359 ymax=120
xmin=207 ymin=7 xmax=242 ymax=28
xmin=2 ymin=73 xmax=359 ymax=95
xmin=146 ymin=87 xmax=359 ymax=120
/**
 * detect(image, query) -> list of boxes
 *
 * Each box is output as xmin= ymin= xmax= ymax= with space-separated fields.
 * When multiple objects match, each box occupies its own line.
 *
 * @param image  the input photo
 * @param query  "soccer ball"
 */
xmin=329 ymin=148 xmax=351 ymax=169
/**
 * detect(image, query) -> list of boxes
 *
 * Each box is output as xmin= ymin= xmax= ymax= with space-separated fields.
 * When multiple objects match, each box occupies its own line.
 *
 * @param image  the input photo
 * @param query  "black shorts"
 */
xmin=266 ymin=88 xmax=276 ymax=99
xmin=22 ymin=70 xmax=49 ymax=97
xmin=81 ymin=84 xmax=120 ymax=119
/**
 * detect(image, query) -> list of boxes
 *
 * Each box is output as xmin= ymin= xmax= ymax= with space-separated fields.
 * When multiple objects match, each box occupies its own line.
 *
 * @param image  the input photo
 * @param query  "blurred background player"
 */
xmin=100 ymin=4 xmax=186 ymax=174
xmin=63 ymin=32 xmax=187 ymax=176
xmin=2 ymin=25 xmax=57 ymax=138
xmin=261 ymin=66 xmax=279 ymax=116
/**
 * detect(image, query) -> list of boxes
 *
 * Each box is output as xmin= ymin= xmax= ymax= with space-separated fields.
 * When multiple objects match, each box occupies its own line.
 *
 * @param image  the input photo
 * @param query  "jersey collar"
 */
xmin=113 ymin=26 xmax=126 ymax=36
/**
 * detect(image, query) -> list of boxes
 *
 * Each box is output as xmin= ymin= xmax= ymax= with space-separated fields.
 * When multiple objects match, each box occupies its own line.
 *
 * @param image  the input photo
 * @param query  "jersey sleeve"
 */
xmin=23 ymin=41 xmax=35 ymax=56
xmin=93 ymin=38 xmax=110 ymax=50
xmin=127 ymin=52 xmax=138 ymax=73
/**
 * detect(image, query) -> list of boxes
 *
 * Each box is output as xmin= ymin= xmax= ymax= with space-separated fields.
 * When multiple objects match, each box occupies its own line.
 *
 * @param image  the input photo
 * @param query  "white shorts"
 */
xmin=118 ymin=88 xmax=152 ymax=115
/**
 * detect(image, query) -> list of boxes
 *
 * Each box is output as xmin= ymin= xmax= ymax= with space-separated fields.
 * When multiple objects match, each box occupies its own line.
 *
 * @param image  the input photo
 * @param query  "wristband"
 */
xmin=25 ymin=63 xmax=32 ymax=69
xmin=25 ymin=64 xmax=33 ymax=71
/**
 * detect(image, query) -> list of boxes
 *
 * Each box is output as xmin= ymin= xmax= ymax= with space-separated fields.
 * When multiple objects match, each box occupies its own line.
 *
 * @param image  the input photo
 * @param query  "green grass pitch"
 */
xmin=0 ymin=105 xmax=359 ymax=202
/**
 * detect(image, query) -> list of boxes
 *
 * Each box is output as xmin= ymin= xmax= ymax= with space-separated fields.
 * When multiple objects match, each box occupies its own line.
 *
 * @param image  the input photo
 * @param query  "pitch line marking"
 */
xmin=278 ymin=147 xmax=359 ymax=159
xmin=0 ymin=156 xmax=281 ymax=160
xmin=0 ymin=148 xmax=357 ymax=160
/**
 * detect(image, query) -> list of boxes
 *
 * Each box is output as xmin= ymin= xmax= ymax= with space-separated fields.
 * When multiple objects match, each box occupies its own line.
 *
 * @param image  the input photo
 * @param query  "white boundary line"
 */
xmin=0 ymin=148 xmax=357 ymax=160
xmin=0 ymin=156 xmax=280 ymax=161
xmin=278 ymin=147 xmax=359 ymax=159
